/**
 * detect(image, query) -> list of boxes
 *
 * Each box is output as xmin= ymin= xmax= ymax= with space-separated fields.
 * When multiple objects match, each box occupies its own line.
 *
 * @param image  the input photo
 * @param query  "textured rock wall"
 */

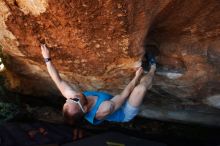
xmin=1 ymin=0 xmax=135 ymax=97
xmin=0 ymin=0 xmax=220 ymax=124
xmin=147 ymin=0 xmax=220 ymax=101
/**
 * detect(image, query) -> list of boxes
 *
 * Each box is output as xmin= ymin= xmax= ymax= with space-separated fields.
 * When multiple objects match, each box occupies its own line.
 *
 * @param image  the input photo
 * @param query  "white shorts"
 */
xmin=121 ymin=101 xmax=139 ymax=122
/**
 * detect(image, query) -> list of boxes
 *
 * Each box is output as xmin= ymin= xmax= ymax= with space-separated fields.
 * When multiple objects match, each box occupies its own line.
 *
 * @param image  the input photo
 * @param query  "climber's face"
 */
xmin=71 ymin=93 xmax=88 ymax=113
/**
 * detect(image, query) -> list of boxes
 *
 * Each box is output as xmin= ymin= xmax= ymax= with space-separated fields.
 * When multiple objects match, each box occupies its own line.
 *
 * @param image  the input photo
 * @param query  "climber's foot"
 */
xmin=141 ymin=52 xmax=157 ymax=72
xmin=148 ymin=52 xmax=156 ymax=67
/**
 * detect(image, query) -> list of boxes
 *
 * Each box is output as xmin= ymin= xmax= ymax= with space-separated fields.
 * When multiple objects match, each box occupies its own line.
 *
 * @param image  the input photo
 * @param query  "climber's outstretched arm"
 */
xmin=40 ymin=44 xmax=78 ymax=99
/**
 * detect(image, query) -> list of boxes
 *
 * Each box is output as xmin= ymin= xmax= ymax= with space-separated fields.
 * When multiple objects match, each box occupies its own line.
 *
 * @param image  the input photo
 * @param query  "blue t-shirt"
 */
xmin=83 ymin=91 xmax=125 ymax=125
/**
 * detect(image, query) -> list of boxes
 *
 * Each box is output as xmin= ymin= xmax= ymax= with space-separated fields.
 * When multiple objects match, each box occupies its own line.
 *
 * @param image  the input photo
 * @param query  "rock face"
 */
xmin=0 ymin=0 xmax=220 ymax=125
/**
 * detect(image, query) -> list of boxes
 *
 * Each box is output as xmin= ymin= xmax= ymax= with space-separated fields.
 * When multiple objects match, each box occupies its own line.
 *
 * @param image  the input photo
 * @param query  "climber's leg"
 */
xmin=121 ymin=49 xmax=157 ymax=122
xmin=121 ymin=65 xmax=156 ymax=122
xmin=127 ymin=65 xmax=156 ymax=107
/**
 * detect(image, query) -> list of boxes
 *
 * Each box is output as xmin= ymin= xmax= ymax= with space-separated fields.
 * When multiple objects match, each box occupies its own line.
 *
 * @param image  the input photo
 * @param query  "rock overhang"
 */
xmin=0 ymin=0 xmax=220 ymax=125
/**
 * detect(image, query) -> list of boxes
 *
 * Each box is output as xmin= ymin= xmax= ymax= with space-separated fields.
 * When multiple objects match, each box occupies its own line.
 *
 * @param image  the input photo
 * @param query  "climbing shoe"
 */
xmin=141 ymin=52 xmax=157 ymax=72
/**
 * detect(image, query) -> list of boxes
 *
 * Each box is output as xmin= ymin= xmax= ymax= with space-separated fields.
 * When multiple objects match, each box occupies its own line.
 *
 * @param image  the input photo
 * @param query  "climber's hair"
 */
xmin=62 ymin=102 xmax=83 ymax=125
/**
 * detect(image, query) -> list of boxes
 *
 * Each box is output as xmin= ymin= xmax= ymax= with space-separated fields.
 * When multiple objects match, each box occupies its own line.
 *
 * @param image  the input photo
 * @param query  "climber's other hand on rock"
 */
xmin=41 ymin=44 xmax=50 ymax=58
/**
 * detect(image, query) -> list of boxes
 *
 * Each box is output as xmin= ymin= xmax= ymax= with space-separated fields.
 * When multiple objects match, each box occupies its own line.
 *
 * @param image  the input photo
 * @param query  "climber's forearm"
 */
xmin=45 ymin=61 xmax=78 ymax=98
xmin=46 ymin=61 xmax=62 ymax=85
xmin=40 ymin=44 xmax=78 ymax=98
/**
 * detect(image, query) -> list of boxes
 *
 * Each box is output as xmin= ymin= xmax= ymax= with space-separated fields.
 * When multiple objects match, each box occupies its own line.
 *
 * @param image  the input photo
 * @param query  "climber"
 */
xmin=40 ymin=44 xmax=156 ymax=125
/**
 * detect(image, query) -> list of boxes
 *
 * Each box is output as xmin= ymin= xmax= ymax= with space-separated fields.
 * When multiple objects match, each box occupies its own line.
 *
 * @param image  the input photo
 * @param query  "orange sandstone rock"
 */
xmin=0 ymin=0 xmax=220 ymax=114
